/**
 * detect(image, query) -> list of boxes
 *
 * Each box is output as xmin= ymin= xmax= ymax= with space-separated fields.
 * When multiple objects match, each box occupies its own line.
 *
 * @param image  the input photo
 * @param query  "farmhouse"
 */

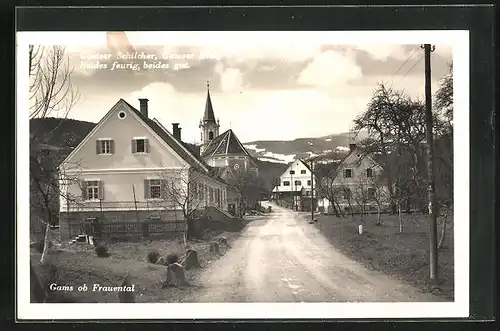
xmin=315 ymin=144 xmax=391 ymax=214
xmin=57 ymin=98 xmax=229 ymax=241
xmin=271 ymin=158 xmax=317 ymax=211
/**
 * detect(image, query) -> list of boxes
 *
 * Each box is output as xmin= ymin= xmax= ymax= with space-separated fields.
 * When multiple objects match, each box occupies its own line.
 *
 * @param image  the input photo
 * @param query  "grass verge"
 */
xmin=31 ymin=231 xmax=240 ymax=303
xmin=314 ymin=212 xmax=454 ymax=301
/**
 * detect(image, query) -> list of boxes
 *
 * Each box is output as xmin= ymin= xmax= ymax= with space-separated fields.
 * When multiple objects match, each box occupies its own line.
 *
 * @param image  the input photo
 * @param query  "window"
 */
xmin=344 ymin=168 xmax=352 ymax=178
xmin=300 ymin=170 xmax=306 ymax=174
xmin=343 ymin=188 xmax=351 ymax=200
xmin=307 ymin=180 xmax=312 ymax=186
xmin=209 ymin=131 xmax=214 ymax=140
xmin=289 ymin=170 xmax=295 ymax=175
xmin=305 ymin=190 xmax=311 ymax=196
xmin=149 ymin=180 xmax=162 ymax=199
xmin=366 ymin=168 xmax=373 ymax=177
xmin=367 ymin=187 xmax=376 ymax=200
xmin=83 ymin=180 xmax=102 ymax=200
xmin=96 ymin=139 xmax=114 ymax=155
xmin=294 ymin=180 xmax=302 ymax=186
xmin=283 ymin=181 xmax=290 ymax=186
xmin=118 ymin=111 xmax=126 ymax=119
xmin=132 ymin=138 xmax=149 ymax=153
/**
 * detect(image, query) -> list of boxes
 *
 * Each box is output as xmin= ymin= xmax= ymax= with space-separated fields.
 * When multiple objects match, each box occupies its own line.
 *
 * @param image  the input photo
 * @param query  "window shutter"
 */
xmin=96 ymin=140 xmax=101 ymax=154
xmin=81 ymin=180 xmax=88 ymax=200
xmin=98 ymin=181 xmax=104 ymax=200
xmin=110 ymin=140 xmax=115 ymax=154
xmin=144 ymin=179 xmax=150 ymax=199
xmin=144 ymin=139 xmax=149 ymax=153
xmin=132 ymin=140 xmax=136 ymax=153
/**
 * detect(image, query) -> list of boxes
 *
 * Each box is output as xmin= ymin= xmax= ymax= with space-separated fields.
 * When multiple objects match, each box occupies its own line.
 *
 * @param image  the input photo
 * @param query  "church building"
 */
xmin=197 ymin=82 xmax=260 ymax=215
xmin=198 ymin=82 xmax=259 ymax=181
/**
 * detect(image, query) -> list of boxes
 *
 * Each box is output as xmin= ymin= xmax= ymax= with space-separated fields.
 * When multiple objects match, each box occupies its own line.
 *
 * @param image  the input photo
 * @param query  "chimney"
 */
xmin=138 ymin=98 xmax=149 ymax=118
xmin=172 ymin=123 xmax=181 ymax=141
xmin=349 ymin=143 xmax=357 ymax=152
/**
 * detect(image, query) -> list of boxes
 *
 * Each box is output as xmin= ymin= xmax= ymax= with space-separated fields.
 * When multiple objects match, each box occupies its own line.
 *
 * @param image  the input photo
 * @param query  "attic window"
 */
xmin=118 ymin=111 xmax=126 ymax=119
xmin=132 ymin=138 xmax=149 ymax=154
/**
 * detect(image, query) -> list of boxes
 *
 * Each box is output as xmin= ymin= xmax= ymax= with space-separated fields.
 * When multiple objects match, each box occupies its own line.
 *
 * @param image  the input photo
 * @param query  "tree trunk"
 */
xmin=438 ymin=212 xmax=448 ymax=249
xmin=398 ymin=204 xmax=403 ymax=234
xmin=40 ymin=221 xmax=51 ymax=264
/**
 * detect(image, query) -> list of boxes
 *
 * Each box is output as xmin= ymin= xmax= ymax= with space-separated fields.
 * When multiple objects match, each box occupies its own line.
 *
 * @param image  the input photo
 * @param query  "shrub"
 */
xmin=95 ymin=245 xmax=109 ymax=258
xmin=166 ymin=253 xmax=179 ymax=265
xmin=147 ymin=250 xmax=160 ymax=264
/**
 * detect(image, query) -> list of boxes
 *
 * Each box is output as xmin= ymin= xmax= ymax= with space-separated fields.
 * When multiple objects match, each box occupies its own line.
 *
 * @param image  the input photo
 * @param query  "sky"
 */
xmin=36 ymin=32 xmax=453 ymax=144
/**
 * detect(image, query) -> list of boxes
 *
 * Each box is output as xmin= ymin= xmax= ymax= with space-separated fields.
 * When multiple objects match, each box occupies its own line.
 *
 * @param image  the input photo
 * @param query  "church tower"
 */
xmin=199 ymin=80 xmax=220 ymax=154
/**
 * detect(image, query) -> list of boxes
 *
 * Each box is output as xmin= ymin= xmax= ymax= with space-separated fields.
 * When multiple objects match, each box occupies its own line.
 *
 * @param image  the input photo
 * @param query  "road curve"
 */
xmin=180 ymin=202 xmax=441 ymax=303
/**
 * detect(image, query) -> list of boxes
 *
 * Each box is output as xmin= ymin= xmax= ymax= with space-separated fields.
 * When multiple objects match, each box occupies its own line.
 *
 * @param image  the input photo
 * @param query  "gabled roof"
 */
xmin=201 ymin=129 xmax=256 ymax=163
xmin=59 ymin=99 xmax=225 ymax=182
xmin=279 ymin=158 xmax=313 ymax=177
xmin=121 ymin=99 xmax=210 ymax=173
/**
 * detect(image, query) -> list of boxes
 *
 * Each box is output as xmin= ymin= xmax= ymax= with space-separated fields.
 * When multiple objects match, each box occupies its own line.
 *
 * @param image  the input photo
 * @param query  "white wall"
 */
xmin=277 ymin=160 xmax=316 ymax=193
xmin=61 ymin=101 xmax=188 ymax=171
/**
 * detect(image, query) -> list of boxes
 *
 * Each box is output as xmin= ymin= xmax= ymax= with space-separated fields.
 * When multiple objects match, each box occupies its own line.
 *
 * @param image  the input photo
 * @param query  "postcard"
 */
xmin=17 ymin=30 xmax=469 ymax=319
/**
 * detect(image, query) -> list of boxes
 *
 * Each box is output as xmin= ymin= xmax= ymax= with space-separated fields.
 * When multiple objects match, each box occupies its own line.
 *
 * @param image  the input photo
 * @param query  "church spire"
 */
xmin=203 ymin=79 xmax=216 ymax=122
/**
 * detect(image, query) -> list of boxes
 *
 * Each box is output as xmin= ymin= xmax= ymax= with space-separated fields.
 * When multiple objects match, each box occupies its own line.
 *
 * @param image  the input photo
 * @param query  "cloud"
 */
xmin=354 ymin=44 xmax=410 ymax=61
xmin=297 ymin=51 xmax=363 ymax=87
xmin=195 ymin=44 xmax=322 ymax=64
xmin=219 ymin=67 xmax=245 ymax=93
xmin=434 ymin=45 xmax=453 ymax=60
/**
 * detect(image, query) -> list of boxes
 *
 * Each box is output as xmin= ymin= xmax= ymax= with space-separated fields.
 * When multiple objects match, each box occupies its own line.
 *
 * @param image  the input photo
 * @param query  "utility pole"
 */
xmin=421 ymin=43 xmax=439 ymax=281
xmin=310 ymin=160 xmax=315 ymax=222
xmin=290 ymin=170 xmax=294 ymax=210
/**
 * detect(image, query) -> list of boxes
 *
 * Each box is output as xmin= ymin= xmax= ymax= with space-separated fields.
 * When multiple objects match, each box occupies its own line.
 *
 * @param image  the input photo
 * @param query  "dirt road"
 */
xmin=181 ymin=202 xmax=441 ymax=302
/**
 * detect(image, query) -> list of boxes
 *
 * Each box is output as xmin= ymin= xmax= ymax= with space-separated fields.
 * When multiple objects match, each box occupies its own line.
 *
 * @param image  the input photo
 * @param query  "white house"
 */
xmin=57 ymin=98 xmax=229 ymax=240
xmin=271 ymin=158 xmax=317 ymax=211
xmin=316 ymin=144 xmax=391 ymax=214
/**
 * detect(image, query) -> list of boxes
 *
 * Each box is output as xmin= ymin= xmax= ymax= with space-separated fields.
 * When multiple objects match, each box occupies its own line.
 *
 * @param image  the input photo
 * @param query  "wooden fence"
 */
xmin=67 ymin=218 xmax=186 ymax=241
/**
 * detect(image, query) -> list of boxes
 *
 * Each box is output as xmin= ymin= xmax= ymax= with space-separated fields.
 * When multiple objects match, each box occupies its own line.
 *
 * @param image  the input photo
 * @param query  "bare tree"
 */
xmin=228 ymin=169 xmax=262 ymax=213
xmin=336 ymin=177 xmax=356 ymax=221
xmin=367 ymin=173 xmax=391 ymax=226
xmin=351 ymin=178 xmax=368 ymax=223
xmin=434 ymin=63 xmax=454 ymax=250
xmin=29 ymin=45 xmax=80 ymax=144
xmin=434 ymin=63 xmax=453 ymax=128
xmin=156 ymin=168 xmax=206 ymax=241
xmin=29 ymin=45 xmax=81 ymax=256
xmin=314 ymin=162 xmax=345 ymax=217
xmin=352 ymin=84 xmax=443 ymax=214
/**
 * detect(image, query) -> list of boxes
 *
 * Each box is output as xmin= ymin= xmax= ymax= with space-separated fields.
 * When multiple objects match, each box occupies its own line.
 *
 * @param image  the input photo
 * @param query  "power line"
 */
xmin=395 ymin=53 xmax=424 ymax=85
xmin=389 ymin=46 xmax=420 ymax=82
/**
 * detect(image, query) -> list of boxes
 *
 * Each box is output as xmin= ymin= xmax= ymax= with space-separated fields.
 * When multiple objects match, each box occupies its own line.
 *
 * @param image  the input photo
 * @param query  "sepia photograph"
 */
xmin=17 ymin=30 xmax=469 ymax=319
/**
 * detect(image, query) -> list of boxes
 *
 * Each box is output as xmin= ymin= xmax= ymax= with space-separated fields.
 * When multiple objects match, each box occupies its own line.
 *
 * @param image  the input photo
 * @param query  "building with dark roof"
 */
xmin=57 ymin=98 xmax=231 ymax=241
xmin=196 ymin=82 xmax=260 ymax=214
xmin=198 ymin=82 xmax=259 ymax=183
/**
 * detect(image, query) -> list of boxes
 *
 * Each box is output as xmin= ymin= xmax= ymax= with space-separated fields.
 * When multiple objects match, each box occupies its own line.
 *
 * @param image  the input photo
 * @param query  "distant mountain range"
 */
xmin=243 ymin=131 xmax=368 ymax=164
